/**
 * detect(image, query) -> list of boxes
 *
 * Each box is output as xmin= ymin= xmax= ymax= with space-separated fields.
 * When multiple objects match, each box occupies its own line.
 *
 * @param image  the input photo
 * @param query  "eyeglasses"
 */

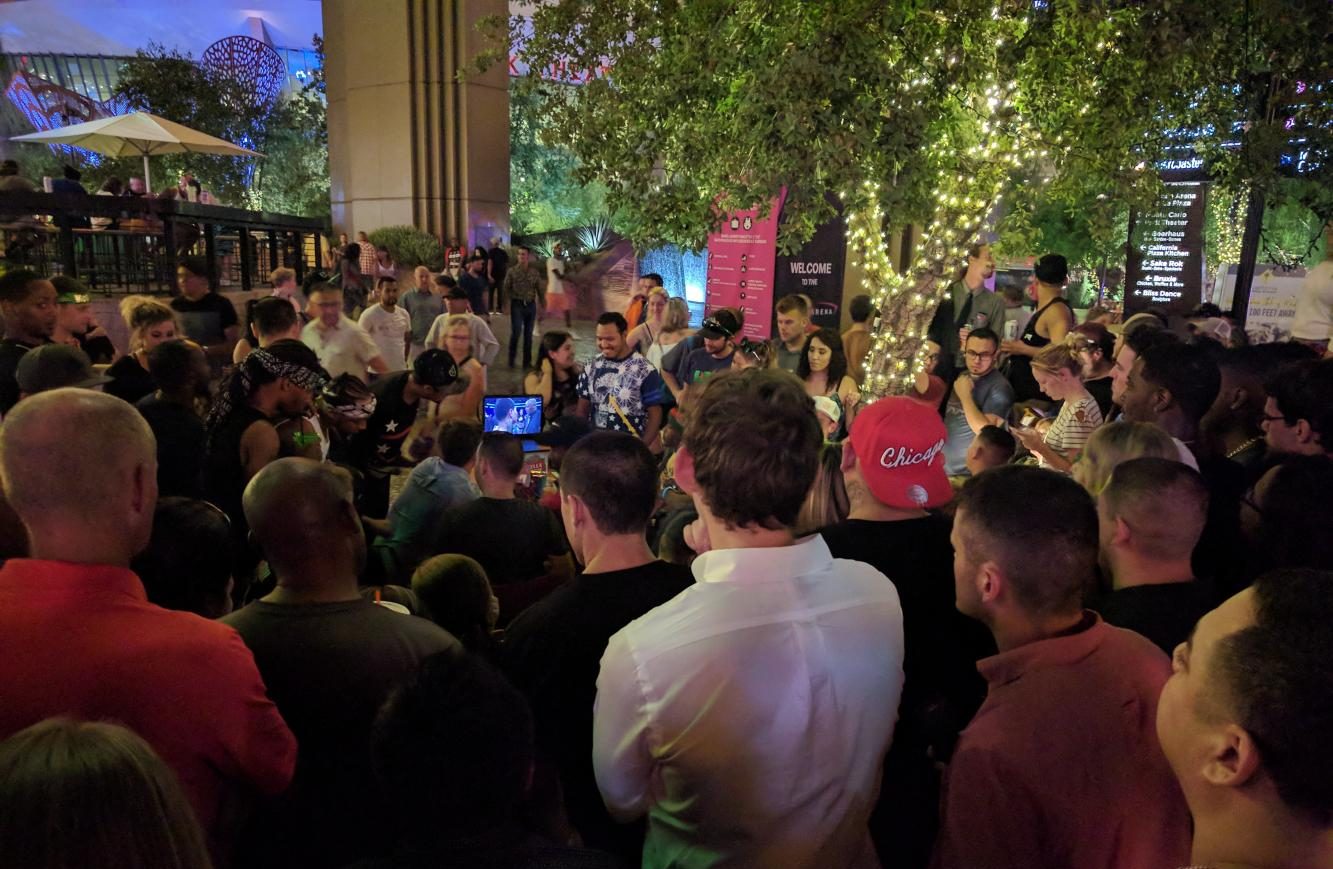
xmin=1259 ymin=413 xmax=1291 ymax=426
xmin=964 ymin=350 xmax=996 ymax=360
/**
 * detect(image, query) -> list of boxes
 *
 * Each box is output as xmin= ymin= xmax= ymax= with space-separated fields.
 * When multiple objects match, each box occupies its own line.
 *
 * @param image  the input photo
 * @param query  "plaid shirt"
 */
xmin=502 ymin=263 xmax=546 ymax=305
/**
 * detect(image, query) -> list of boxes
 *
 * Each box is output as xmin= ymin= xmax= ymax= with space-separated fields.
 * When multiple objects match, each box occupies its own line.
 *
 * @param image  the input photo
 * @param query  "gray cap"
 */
xmin=16 ymin=344 xmax=112 ymax=395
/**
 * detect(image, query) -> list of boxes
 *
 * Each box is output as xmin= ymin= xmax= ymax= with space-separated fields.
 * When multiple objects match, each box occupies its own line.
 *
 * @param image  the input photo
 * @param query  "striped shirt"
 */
xmin=1043 ymin=392 xmax=1103 ymax=462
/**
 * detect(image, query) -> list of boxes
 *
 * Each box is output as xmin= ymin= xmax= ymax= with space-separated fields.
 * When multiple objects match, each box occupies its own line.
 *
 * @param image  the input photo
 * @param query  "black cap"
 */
xmin=530 ymin=415 xmax=594 ymax=448
xmin=16 ymin=344 xmax=111 ymax=394
xmin=413 ymin=348 xmax=461 ymax=388
xmin=1034 ymin=254 xmax=1068 ymax=286
xmin=445 ymin=285 xmax=469 ymax=300
xmin=699 ymin=309 xmax=740 ymax=340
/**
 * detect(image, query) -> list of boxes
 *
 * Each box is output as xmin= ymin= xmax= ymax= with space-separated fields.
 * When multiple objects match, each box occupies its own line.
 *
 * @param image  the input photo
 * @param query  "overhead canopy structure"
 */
xmin=11 ymin=111 xmax=262 ymax=190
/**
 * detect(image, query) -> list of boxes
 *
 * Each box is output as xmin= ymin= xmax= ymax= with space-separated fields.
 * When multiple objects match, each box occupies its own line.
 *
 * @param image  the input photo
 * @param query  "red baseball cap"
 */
xmin=847 ymin=396 xmax=951 ymax=509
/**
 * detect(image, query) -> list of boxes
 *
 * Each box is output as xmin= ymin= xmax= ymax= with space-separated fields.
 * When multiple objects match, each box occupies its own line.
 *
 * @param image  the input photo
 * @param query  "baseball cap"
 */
xmin=847 ymin=396 xmax=951 ymax=509
xmin=51 ymin=275 xmax=91 ymax=304
xmin=699 ymin=309 xmax=740 ymax=340
xmin=445 ymin=285 xmax=469 ymax=301
xmin=16 ymin=344 xmax=111 ymax=394
xmin=530 ymin=415 xmax=594 ymax=448
xmin=812 ymin=395 xmax=842 ymax=423
xmin=412 ymin=348 xmax=461 ymax=388
xmin=1033 ymin=253 xmax=1068 ymax=286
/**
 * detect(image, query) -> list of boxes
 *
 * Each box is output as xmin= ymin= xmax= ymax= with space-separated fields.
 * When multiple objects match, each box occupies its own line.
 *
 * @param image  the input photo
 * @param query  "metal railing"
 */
xmin=0 ymin=191 xmax=329 ymax=293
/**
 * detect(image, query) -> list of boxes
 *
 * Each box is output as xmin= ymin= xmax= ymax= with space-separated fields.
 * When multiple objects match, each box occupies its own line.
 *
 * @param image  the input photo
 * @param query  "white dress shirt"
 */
xmin=423 ymin=312 xmax=500 ymax=367
xmin=301 ymin=316 xmax=381 ymax=382
xmin=593 ymin=534 xmax=905 ymax=869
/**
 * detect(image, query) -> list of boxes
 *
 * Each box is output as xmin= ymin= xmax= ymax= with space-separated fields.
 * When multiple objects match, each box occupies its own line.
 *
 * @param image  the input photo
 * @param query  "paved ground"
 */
xmin=482 ymin=310 xmax=599 ymax=395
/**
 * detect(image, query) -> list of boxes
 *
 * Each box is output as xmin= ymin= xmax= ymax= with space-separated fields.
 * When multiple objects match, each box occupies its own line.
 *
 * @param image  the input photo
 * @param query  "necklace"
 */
xmin=1226 ymin=436 xmax=1263 ymax=460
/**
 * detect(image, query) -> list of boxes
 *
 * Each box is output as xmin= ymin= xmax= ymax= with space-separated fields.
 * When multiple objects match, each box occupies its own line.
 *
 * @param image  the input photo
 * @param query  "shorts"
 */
xmin=546 ymin=291 xmax=572 ymax=313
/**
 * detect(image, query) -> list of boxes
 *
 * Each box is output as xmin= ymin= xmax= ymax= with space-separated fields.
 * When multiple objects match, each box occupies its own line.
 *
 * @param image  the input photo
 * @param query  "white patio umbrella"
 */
xmin=10 ymin=111 xmax=262 ymax=191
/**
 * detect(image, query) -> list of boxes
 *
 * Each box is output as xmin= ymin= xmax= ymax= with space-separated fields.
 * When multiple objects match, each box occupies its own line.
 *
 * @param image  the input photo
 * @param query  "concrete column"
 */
xmin=323 ymin=0 xmax=509 ymax=248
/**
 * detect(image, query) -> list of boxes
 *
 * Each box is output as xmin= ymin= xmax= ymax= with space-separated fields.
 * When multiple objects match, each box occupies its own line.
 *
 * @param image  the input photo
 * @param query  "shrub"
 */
xmin=368 ymin=226 xmax=443 ymax=270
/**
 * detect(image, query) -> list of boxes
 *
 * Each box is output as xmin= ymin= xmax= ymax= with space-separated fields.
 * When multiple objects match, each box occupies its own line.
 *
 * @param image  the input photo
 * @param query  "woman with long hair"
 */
xmin=795 ymin=442 xmax=849 ymax=535
xmin=105 ymin=296 xmax=181 ymax=404
xmin=797 ymin=327 xmax=860 ymax=435
xmin=0 ymin=718 xmax=214 ymax=869
xmin=436 ymin=314 xmax=485 ymax=421
xmin=1016 ymin=342 xmax=1105 ymax=473
xmin=524 ymin=329 xmax=581 ymax=423
xmin=1068 ymin=321 xmax=1117 ymax=419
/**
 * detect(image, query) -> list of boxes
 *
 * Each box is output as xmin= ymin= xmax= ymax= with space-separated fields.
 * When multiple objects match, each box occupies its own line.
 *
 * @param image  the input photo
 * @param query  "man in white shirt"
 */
xmin=1289 ymin=222 xmax=1333 ymax=352
xmin=301 ymin=284 xmax=389 ymax=382
xmin=593 ymin=368 xmax=905 ymax=869
xmin=358 ymin=276 xmax=411 ymax=371
xmin=424 ymin=285 xmax=500 ymax=366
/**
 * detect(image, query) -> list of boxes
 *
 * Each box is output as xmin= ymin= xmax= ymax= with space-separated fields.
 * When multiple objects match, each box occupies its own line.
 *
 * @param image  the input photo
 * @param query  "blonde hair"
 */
xmin=1032 ymin=342 xmax=1082 ymax=377
xmin=118 ymin=296 xmax=178 ymax=352
xmin=1072 ymin=421 xmax=1180 ymax=495
xmin=662 ymin=296 xmax=691 ymax=333
xmin=269 ymin=267 xmax=295 ymax=286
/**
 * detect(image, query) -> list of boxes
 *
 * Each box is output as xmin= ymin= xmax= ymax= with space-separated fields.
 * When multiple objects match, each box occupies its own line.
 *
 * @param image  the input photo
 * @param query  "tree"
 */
xmin=114 ymin=43 xmax=266 ymax=203
xmin=509 ymin=85 xmax=610 ymax=235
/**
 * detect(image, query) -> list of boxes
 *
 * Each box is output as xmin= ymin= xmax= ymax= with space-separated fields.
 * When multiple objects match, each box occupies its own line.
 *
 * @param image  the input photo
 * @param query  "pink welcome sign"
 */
xmin=705 ymin=190 xmax=787 ymax=340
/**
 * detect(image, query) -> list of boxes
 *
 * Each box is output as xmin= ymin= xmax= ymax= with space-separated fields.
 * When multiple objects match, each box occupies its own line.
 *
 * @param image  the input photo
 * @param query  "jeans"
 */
xmin=509 ymin=299 xmax=536 ymax=367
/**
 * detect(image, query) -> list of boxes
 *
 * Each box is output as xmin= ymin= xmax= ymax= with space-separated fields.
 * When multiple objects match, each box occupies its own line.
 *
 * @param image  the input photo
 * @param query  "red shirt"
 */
xmin=933 ymin=614 xmax=1191 ymax=869
xmin=0 ymin=560 xmax=296 ymax=835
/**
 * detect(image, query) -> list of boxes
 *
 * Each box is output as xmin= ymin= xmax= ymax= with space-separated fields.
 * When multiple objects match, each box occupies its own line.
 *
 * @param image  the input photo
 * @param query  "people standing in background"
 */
xmin=234 ymin=297 xmax=303 ymax=364
xmin=170 ymin=256 xmax=239 ymax=368
xmin=624 ymin=273 xmax=662 ymax=332
xmin=1288 ymin=221 xmax=1333 ymax=353
xmin=929 ymin=242 xmax=1006 ymax=376
xmin=50 ymin=164 xmax=86 ymax=195
xmin=425 ymin=283 xmax=499 ymax=366
xmin=1001 ymin=253 xmax=1075 ymax=402
xmin=0 ymin=269 xmax=57 ymax=416
xmin=1015 ymin=342 xmax=1104 ymax=473
xmin=50 ymin=276 xmax=114 ymax=364
xmin=338 ymin=243 xmax=369 ymax=317
xmin=772 ymin=293 xmax=811 ymax=373
xmin=626 ymin=288 xmax=667 ymax=359
xmin=503 ymin=248 xmax=546 ymax=369
xmin=1000 ymin=281 xmax=1032 ymax=340
xmin=357 ymin=232 xmax=377 ymax=281
xmin=488 ymin=237 xmax=510 ymax=314
xmin=359 ymin=277 xmax=412 ymax=371
xmin=373 ymin=245 xmax=397 ymax=285
xmin=798 ymin=327 xmax=860 ymax=437
xmin=842 ymin=294 xmax=875 ymax=386
xmin=401 ymin=266 xmax=445 ymax=363
xmin=443 ymin=236 xmax=466 ymax=279
xmin=435 ymin=314 xmax=486 ymax=422
xmin=268 ymin=267 xmax=306 ymax=319
xmin=943 ymin=327 xmax=1015 ymax=476
xmin=302 ymin=284 xmax=389 ymax=382
xmin=459 ymin=256 xmax=491 ymax=321
xmin=105 ymin=296 xmax=179 ymax=405
xmin=544 ymin=242 xmax=573 ymax=329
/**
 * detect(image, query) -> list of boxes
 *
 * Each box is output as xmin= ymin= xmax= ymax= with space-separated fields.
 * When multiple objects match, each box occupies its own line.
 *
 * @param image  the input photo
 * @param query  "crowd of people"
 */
xmin=0 ymin=232 xmax=1329 ymax=869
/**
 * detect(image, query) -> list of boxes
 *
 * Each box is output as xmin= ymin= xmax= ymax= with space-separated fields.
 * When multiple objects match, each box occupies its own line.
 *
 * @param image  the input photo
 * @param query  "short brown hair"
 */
xmin=684 ymin=368 xmax=821 ymax=529
xmin=269 ymin=267 xmax=296 ymax=286
xmin=775 ymin=294 xmax=809 ymax=318
xmin=957 ymin=465 xmax=1098 ymax=616
xmin=1032 ymin=342 xmax=1081 ymax=377
xmin=1100 ymin=457 xmax=1208 ymax=560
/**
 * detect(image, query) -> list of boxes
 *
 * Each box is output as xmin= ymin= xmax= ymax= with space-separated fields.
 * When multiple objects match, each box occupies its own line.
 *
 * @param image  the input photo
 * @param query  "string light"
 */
xmin=851 ymin=71 xmax=1049 ymax=401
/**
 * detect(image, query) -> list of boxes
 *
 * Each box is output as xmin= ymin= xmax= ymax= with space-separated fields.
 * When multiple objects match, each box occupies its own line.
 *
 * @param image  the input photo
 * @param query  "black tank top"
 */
xmin=205 ymin=405 xmax=270 ymax=531
xmin=1008 ymin=297 xmax=1072 ymax=402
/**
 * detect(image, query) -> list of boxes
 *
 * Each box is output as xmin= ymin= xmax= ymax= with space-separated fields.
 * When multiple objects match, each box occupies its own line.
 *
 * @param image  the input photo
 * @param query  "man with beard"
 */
xmin=929 ymin=243 xmax=1005 ymax=377
xmin=943 ymin=327 xmax=1014 ymax=476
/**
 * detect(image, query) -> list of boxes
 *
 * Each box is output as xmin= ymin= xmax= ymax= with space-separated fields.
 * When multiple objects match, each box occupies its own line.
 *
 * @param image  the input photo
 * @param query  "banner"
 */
xmin=705 ymin=190 xmax=787 ymax=340
xmin=774 ymin=203 xmax=848 ymax=331
xmin=1124 ymin=180 xmax=1208 ymax=318
xmin=1236 ymin=265 xmax=1308 ymax=344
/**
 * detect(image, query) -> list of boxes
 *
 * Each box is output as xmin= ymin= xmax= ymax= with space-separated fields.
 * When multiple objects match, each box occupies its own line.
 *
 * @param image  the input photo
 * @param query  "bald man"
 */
xmin=0 ymin=389 xmax=296 ymax=853
xmin=223 ymin=458 xmax=459 ymax=868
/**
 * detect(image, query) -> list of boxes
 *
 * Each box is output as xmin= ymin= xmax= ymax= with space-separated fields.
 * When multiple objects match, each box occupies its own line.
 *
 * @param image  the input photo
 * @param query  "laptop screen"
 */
xmin=482 ymin=395 xmax=544 ymax=451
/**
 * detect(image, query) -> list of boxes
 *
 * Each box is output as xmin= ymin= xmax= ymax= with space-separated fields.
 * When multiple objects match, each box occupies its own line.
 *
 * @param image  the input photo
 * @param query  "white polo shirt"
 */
xmin=301 ymin=316 xmax=381 ymax=382
xmin=593 ymin=534 xmax=905 ymax=869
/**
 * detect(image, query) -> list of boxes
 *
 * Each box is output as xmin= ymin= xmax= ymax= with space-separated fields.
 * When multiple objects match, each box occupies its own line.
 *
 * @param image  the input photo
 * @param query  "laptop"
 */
xmin=482 ymin=394 xmax=546 ymax=452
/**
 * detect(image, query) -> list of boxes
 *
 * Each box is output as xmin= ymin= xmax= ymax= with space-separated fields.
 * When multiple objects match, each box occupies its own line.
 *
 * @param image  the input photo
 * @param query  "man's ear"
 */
xmin=1202 ymin=724 xmax=1263 ymax=790
xmin=841 ymin=440 xmax=858 ymax=473
xmin=674 ymin=446 xmax=699 ymax=495
xmin=1153 ymin=387 xmax=1174 ymax=415
xmin=1112 ymin=515 xmax=1133 ymax=548
xmin=561 ymin=492 xmax=587 ymax=527
xmin=1228 ymin=385 xmax=1249 ymax=413
xmin=1293 ymin=419 xmax=1316 ymax=446
xmin=976 ymin=561 xmax=1005 ymax=605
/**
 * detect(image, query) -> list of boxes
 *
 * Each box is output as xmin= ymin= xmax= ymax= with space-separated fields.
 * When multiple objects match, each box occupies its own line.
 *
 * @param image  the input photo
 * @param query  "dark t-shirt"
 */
xmin=171 ymin=293 xmax=238 ymax=346
xmin=1085 ymin=375 xmax=1114 ymax=420
xmin=1094 ymin=580 xmax=1219 ymax=655
xmin=502 ymin=561 xmax=692 ymax=856
xmin=223 ymin=598 xmax=459 ymax=868
xmin=204 ymin=405 xmax=269 ymax=537
xmin=489 ymin=246 xmax=510 ymax=286
xmin=434 ymin=497 xmax=566 ymax=589
xmin=104 ymin=354 xmax=157 ymax=405
xmin=459 ymin=271 xmax=489 ymax=315
xmin=0 ymin=338 xmax=40 ymax=415
xmin=77 ymin=332 xmax=116 ymax=365
xmin=818 ymin=516 xmax=995 ymax=869
xmin=348 ymin=372 xmax=419 ymax=475
xmin=136 ymin=394 xmax=205 ymax=499
xmin=677 ymin=346 xmax=734 ymax=388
